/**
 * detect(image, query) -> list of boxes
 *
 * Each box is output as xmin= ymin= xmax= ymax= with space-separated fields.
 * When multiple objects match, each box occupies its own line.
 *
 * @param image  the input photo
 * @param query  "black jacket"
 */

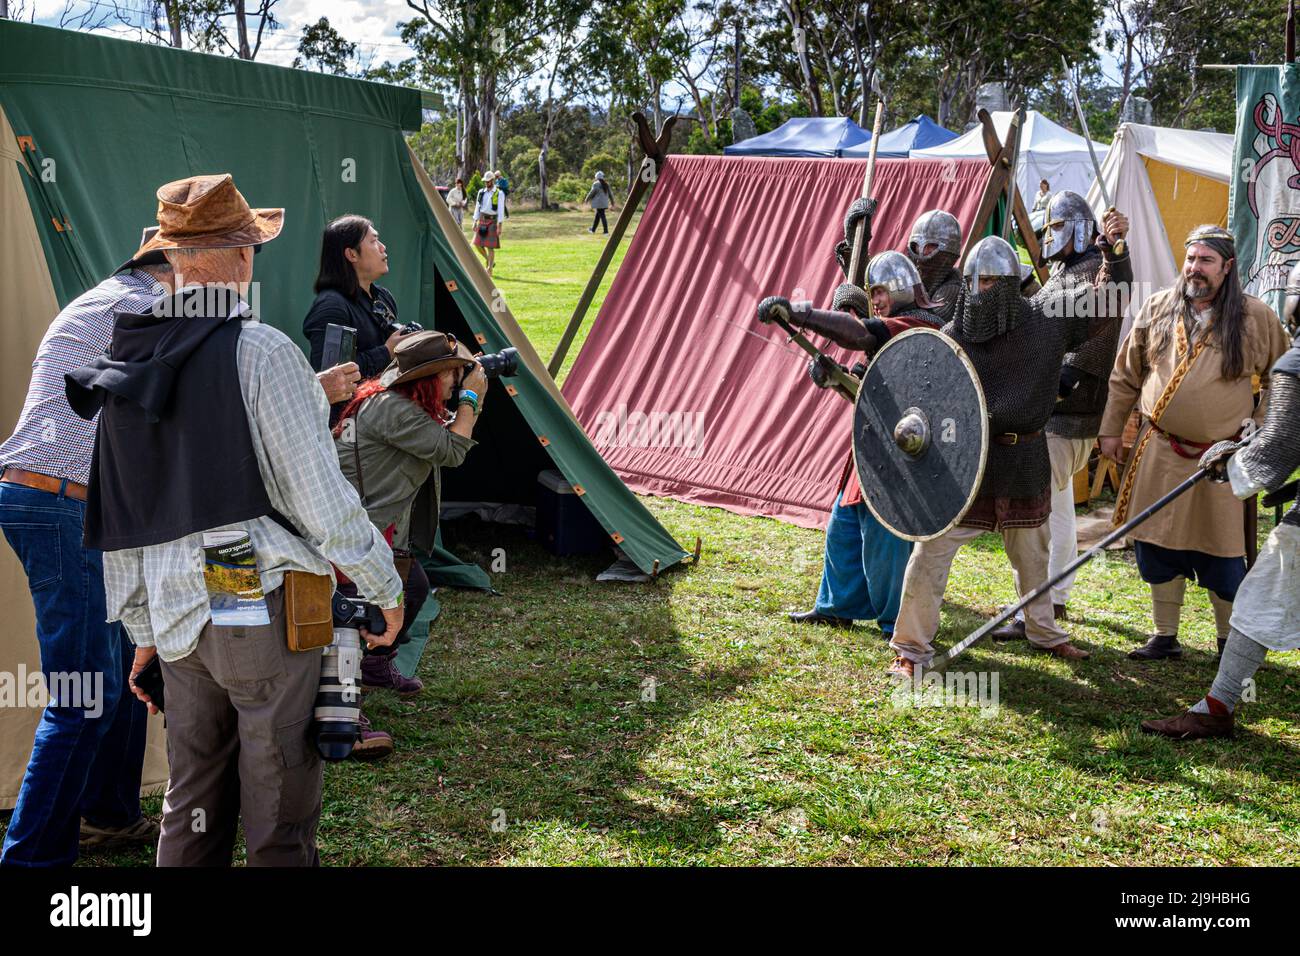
xmin=303 ymin=284 xmax=400 ymax=379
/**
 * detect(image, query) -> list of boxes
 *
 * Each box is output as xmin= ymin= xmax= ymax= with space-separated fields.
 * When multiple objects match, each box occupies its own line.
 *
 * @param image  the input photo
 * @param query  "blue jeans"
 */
xmin=0 ymin=482 xmax=147 ymax=866
xmin=815 ymin=494 xmax=914 ymax=634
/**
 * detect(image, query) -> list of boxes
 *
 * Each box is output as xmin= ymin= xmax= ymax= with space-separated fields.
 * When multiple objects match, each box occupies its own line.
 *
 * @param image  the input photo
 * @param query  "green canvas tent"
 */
xmin=0 ymin=19 xmax=688 ymax=808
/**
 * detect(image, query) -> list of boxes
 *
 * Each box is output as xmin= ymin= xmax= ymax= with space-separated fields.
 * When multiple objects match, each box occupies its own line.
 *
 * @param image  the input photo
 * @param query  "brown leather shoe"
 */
xmin=1141 ymin=710 xmax=1234 ymax=739
xmin=887 ymin=656 xmax=915 ymax=679
xmin=1040 ymin=641 xmax=1090 ymax=660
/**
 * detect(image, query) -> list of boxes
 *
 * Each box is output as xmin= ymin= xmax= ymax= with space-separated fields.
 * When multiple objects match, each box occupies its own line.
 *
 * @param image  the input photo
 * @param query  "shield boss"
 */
xmin=852 ymin=327 xmax=988 ymax=541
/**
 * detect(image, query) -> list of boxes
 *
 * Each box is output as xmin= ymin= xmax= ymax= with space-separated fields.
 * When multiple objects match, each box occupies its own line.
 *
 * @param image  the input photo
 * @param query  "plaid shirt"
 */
xmin=103 ymin=319 xmax=404 ymax=661
xmin=0 ymin=271 xmax=166 ymax=485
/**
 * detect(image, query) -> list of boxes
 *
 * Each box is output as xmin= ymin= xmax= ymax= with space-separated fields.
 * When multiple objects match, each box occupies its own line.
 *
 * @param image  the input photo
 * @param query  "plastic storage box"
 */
xmin=535 ymin=470 xmax=610 ymax=556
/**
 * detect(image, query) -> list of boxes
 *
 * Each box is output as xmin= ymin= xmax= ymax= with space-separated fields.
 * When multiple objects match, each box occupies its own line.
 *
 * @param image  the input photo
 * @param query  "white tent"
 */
xmin=911 ymin=109 xmax=1108 ymax=203
xmin=1085 ymin=122 xmax=1234 ymax=323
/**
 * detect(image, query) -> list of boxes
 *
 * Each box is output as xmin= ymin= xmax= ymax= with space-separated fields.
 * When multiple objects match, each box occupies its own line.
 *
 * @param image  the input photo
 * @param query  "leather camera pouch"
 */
xmin=283 ymin=570 xmax=335 ymax=652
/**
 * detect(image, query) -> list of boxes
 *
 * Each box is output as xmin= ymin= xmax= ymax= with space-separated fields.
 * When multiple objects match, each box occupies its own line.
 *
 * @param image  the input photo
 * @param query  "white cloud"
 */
xmin=29 ymin=0 xmax=421 ymax=69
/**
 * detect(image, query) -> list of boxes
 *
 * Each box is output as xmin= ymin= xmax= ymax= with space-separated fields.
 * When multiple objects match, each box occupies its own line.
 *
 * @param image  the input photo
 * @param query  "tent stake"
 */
xmin=692 ymin=536 xmax=702 ymax=564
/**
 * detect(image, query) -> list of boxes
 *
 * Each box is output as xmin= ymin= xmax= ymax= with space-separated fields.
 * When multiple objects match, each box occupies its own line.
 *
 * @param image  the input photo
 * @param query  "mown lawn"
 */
xmin=76 ymin=209 xmax=1299 ymax=867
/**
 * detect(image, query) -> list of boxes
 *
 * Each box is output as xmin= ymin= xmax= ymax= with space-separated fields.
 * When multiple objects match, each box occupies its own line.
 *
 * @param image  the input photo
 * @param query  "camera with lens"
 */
xmin=451 ymin=347 xmax=519 ymax=407
xmin=312 ymin=592 xmax=387 ymax=761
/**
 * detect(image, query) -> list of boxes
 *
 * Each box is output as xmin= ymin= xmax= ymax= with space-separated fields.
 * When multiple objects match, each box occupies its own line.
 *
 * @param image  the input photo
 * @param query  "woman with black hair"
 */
xmin=303 ymin=215 xmax=416 ymax=383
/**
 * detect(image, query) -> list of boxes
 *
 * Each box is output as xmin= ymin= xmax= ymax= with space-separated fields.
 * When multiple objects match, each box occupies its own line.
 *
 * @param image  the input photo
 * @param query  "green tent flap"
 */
xmin=0 ymin=19 xmax=688 ymax=576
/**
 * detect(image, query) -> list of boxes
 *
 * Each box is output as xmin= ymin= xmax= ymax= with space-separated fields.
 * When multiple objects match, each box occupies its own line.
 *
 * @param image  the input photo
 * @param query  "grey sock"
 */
xmin=1201 ymin=628 xmax=1269 ymax=713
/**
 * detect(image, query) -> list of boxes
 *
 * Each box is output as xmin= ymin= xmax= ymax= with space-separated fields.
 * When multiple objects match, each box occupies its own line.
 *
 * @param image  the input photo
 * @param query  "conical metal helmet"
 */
xmin=867 ymin=251 xmax=922 ymax=310
xmin=1040 ymin=190 xmax=1095 ymax=260
xmin=962 ymin=236 xmax=1021 ymax=289
xmin=908 ymin=209 xmax=962 ymax=259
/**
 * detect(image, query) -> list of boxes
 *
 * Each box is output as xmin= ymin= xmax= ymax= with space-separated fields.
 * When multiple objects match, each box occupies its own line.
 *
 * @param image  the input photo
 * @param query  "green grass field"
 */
xmin=74 ymin=209 xmax=1299 ymax=867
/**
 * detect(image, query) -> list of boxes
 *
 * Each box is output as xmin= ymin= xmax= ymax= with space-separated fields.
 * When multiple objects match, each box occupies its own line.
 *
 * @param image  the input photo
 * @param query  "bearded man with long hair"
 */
xmin=1099 ymin=226 xmax=1291 ymax=662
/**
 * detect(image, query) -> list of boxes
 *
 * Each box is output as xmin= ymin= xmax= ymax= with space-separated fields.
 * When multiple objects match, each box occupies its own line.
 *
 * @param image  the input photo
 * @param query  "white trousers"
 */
xmin=1046 ymin=434 xmax=1094 ymax=605
xmin=891 ymin=523 xmax=1070 ymax=666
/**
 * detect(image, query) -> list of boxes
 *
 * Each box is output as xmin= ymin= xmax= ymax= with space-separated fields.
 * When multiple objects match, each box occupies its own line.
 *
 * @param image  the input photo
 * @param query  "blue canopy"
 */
xmin=841 ymin=115 xmax=957 ymax=158
xmin=723 ymin=116 xmax=872 ymax=158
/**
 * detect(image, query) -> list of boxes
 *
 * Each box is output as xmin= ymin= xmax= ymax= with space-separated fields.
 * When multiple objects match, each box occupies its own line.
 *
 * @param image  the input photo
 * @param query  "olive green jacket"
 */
xmin=334 ymin=390 xmax=476 ymax=550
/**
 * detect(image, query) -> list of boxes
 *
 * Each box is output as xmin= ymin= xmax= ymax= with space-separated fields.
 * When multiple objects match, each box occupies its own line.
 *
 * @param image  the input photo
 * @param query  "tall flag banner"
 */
xmin=1232 ymin=64 xmax=1300 ymax=318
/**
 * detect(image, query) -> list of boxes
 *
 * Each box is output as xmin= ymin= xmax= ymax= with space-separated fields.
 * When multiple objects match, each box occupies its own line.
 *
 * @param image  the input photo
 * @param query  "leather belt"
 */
xmin=0 ymin=467 xmax=88 ymax=501
xmin=1152 ymin=423 xmax=1238 ymax=460
xmin=992 ymin=430 xmax=1042 ymax=446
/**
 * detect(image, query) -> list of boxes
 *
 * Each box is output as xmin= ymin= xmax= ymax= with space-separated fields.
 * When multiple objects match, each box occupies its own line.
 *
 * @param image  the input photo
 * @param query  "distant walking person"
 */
xmin=473 ymin=170 xmax=507 ymax=276
xmin=586 ymin=171 xmax=614 ymax=234
xmin=447 ymin=178 xmax=467 ymax=227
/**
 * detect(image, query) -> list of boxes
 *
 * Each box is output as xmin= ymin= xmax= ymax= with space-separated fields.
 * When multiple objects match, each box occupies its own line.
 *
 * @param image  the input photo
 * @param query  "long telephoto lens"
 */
xmin=313 ymin=627 xmax=362 ymax=760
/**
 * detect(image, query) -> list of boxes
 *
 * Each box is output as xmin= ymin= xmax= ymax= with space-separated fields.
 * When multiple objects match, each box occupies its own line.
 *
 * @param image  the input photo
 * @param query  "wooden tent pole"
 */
xmin=547 ymin=113 xmax=677 ymax=379
xmin=959 ymin=111 xmax=1047 ymax=283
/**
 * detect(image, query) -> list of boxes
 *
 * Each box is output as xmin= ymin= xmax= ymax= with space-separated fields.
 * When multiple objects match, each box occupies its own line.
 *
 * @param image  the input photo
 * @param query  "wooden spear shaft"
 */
xmin=847 ymin=87 xmax=887 ymax=289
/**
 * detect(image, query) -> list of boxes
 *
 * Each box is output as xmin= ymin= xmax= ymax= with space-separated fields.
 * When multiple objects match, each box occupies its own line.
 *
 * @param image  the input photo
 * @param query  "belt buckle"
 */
xmin=1002 ymin=432 xmax=1018 ymax=445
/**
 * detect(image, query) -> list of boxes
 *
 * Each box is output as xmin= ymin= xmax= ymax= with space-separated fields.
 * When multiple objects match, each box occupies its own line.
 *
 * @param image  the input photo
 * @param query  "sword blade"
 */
xmin=1062 ymin=56 xmax=1113 ymax=210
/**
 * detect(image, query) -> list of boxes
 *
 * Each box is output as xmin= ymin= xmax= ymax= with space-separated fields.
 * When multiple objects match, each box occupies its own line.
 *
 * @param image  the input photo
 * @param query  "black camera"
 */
xmin=478 ymin=347 xmax=519 ymax=379
xmin=311 ymin=593 xmax=390 ymax=761
xmin=450 ymin=347 xmax=518 ymax=408
xmin=395 ymin=321 xmax=423 ymax=335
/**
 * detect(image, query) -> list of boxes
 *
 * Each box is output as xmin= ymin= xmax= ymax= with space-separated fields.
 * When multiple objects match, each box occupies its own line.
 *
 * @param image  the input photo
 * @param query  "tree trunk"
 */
xmin=234 ymin=0 xmax=252 ymax=59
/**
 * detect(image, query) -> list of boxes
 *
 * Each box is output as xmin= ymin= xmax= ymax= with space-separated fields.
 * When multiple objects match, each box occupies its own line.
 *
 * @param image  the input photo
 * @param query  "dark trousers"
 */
xmin=157 ymin=587 xmax=323 ymax=866
xmin=591 ymin=208 xmax=608 ymax=233
xmin=0 ymin=482 xmax=147 ymax=867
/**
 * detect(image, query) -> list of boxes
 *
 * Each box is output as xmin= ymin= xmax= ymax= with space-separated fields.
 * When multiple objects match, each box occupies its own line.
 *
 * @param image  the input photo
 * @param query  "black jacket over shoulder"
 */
xmin=302 ymin=284 xmax=401 ymax=379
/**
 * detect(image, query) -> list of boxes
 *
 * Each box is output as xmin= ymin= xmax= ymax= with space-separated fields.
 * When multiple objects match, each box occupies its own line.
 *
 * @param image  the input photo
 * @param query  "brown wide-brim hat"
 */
xmin=380 ymin=330 xmax=476 ymax=388
xmin=126 ymin=173 xmax=284 ymax=263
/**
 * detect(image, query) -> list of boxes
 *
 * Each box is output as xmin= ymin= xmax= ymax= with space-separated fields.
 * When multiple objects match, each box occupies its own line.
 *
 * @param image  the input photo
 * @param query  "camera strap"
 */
xmin=351 ymin=402 xmax=369 ymax=506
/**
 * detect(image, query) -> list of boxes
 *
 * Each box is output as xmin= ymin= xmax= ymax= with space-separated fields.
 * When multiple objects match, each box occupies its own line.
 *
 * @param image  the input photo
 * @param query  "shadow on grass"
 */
xmin=927 ymin=599 xmax=1300 ymax=805
xmin=318 ymin=518 xmax=763 ymax=865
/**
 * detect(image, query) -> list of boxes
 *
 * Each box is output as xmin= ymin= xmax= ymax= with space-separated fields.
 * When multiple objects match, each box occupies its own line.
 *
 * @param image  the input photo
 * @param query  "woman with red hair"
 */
xmin=333 ymin=331 xmax=487 ymax=758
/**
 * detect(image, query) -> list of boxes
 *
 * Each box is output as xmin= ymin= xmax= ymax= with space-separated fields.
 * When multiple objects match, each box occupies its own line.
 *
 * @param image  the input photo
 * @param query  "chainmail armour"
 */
xmin=909 ymin=250 xmax=962 ymax=324
xmin=945 ymin=275 xmax=1094 ymax=510
xmin=1032 ymin=246 xmax=1132 ymax=438
xmin=1236 ymin=350 xmax=1300 ymax=526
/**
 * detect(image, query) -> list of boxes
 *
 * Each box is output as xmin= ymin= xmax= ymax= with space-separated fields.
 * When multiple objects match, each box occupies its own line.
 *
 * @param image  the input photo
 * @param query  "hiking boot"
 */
xmin=1039 ymin=641 xmax=1090 ymax=660
xmin=79 ymin=815 xmax=159 ymax=851
xmin=1140 ymin=710 xmax=1234 ymax=740
xmin=1128 ymin=634 xmax=1182 ymax=661
xmin=788 ymin=609 xmax=853 ymax=629
xmin=361 ymin=653 xmax=424 ymax=698
xmin=350 ymin=712 xmax=394 ymax=761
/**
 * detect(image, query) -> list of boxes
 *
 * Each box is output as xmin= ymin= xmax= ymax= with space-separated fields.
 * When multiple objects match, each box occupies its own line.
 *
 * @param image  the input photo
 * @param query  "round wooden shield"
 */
xmin=852 ymin=327 xmax=988 ymax=541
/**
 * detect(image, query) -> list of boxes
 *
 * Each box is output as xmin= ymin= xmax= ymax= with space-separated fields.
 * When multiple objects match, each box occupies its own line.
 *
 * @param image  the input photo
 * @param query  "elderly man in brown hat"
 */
xmin=66 ymin=174 xmax=406 ymax=867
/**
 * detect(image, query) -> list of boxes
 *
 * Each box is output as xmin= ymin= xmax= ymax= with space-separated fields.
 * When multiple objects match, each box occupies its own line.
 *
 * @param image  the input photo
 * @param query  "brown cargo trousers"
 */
xmin=156 ymin=587 xmax=324 ymax=866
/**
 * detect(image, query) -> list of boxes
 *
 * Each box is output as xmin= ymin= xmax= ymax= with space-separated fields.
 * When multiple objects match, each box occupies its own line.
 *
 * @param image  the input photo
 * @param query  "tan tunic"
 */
xmin=1099 ymin=291 xmax=1289 ymax=556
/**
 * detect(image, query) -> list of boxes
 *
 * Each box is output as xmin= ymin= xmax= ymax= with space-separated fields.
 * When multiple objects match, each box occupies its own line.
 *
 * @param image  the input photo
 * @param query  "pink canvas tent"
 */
xmin=562 ymin=153 xmax=990 ymax=528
